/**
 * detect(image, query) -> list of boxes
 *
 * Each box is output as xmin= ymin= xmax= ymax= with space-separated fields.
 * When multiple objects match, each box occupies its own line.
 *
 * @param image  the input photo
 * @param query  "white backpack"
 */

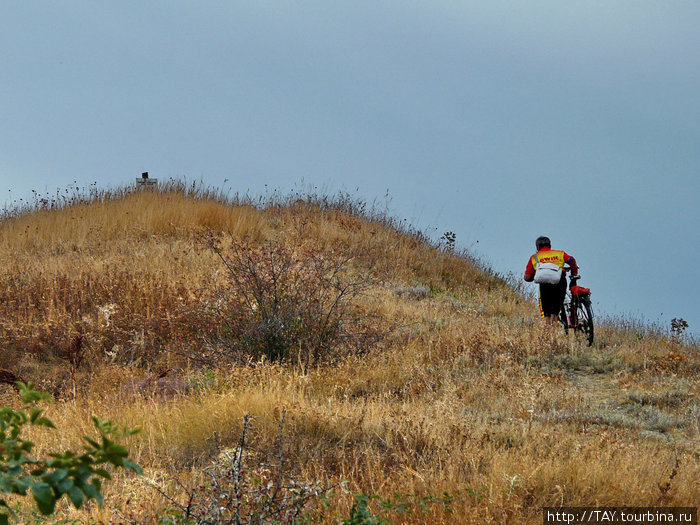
xmin=533 ymin=253 xmax=563 ymax=284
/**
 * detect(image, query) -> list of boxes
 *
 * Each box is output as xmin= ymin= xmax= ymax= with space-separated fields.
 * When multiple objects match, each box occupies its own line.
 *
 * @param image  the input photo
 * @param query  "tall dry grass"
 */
xmin=0 ymin=182 xmax=697 ymax=523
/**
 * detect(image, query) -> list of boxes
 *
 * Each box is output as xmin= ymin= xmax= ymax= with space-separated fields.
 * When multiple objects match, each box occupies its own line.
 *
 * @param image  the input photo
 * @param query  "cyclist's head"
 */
xmin=535 ymin=236 xmax=551 ymax=250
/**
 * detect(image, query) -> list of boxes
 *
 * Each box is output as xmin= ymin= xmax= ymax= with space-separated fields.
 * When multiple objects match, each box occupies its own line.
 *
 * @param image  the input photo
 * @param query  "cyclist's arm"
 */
xmin=524 ymin=256 xmax=535 ymax=282
xmin=565 ymin=253 xmax=578 ymax=276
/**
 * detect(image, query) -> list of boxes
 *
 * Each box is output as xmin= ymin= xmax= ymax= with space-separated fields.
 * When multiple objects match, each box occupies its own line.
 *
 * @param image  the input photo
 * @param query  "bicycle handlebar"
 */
xmin=563 ymin=266 xmax=581 ymax=281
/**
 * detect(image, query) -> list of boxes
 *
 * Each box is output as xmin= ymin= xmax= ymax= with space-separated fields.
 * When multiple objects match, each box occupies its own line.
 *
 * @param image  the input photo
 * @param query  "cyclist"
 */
xmin=524 ymin=236 xmax=578 ymax=324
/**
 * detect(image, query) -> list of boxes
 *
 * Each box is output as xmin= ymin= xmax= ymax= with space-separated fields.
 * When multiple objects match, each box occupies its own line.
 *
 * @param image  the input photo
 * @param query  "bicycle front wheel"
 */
xmin=576 ymin=298 xmax=594 ymax=345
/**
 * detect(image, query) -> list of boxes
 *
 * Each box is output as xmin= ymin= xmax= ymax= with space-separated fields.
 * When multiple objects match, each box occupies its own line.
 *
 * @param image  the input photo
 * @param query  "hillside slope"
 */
xmin=0 ymin=184 xmax=697 ymax=523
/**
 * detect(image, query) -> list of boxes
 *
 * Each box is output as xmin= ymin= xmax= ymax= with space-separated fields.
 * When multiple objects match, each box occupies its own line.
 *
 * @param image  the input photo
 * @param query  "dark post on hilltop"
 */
xmin=136 ymin=172 xmax=158 ymax=188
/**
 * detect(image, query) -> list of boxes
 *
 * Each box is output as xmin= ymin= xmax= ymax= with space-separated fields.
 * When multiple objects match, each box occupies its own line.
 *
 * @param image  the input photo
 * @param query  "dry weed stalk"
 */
xmin=141 ymin=413 xmax=331 ymax=524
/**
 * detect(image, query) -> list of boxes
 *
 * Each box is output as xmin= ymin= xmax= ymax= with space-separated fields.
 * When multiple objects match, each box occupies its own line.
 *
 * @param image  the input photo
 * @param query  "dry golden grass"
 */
xmin=0 ymin=184 xmax=697 ymax=523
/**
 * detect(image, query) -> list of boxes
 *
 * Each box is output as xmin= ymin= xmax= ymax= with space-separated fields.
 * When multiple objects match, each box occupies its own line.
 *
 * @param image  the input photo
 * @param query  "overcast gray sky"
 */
xmin=2 ymin=1 xmax=698 ymax=335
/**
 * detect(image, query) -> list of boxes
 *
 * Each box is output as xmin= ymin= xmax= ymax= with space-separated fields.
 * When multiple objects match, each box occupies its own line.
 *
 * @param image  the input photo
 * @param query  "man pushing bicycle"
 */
xmin=524 ymin=236 xmax=578 ymax=325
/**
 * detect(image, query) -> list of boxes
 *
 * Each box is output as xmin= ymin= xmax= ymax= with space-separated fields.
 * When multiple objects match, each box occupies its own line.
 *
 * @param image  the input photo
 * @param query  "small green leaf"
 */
xmin=32 ymin=482 xmax=56 ymax=515
xmin=56 ymin=477 xmax=74 ymax=494
xmin=124 ymin=459 xmax=143 ymax=475
xmin=105 ymin=443 xmax=128 ymax=458
xmin=83 ymin=437 xmax=100 ymax=449
xmin=0 ymin=499 xmax=15 ymax=523
xmin=82 ymin=481 xmax=103 ymax=505
xmin=47 ymin=469 xmax=69 ymax=483
xmin=29 ymin=408 xmax=42 ymax=423
xmin=13 ymin=475 xmax=31 ymax=495
xmin=92 ymin=478 xmax=103 ymax=493
xmin=125 ymin=427 xmax=141 ymax=437
xmin=93 ymin=468 xmax=112 ymax=480
xmin=67 ymin=486 xmax=85 ymax=509
xmin=17 ymin=382 xmax=49 ymax=404
xmin=34 ymin=417 xmax=56 ymax=428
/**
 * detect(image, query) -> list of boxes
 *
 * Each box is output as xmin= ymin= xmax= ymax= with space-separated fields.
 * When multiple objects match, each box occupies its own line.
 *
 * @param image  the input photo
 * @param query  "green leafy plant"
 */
xmin=342 ymin=491 xmax=454 ymax=525
xmin=0 ymin=382 xmax=141 ymax=523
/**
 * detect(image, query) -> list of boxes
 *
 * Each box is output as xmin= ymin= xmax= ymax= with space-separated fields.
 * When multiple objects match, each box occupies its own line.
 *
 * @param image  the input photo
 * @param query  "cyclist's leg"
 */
xmin=540 ymin=279 xmax=566 ymax=325
xmin=538 ymin=287 xmax=558 ymax=324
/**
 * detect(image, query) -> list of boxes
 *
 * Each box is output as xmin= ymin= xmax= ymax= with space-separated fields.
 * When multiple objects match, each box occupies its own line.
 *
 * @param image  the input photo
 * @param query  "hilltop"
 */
xmin=0 ymin=183 xmax=697 ymax=523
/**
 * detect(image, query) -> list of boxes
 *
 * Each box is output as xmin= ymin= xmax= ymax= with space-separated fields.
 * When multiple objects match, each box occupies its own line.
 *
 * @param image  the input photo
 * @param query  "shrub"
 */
xmin=0 ymin=382 xmax=141 ymax=523
xmin=150 ymin=415 xmax=330 ymax=524
xmin=439 ymin=231 xmax=456 ymax=252
xmin=671 ymin=318 xmax=689 ymax=341
xmin=197 ymin=237 xmax=377 ymax=367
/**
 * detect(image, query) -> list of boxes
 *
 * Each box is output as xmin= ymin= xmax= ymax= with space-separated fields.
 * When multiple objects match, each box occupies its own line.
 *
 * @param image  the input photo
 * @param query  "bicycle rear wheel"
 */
xmin=575 ymin=298 xmax=594 ymax=345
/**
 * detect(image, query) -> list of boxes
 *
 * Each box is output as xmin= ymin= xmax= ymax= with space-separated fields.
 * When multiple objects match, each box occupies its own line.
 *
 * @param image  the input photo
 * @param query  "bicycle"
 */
xmin=559 ymin=268 xmax=594 ymax=345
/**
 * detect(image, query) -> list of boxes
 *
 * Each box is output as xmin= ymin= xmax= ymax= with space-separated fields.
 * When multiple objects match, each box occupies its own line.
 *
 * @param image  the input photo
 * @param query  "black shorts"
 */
xmin=539 ymin=275 xmax=567 ymax=317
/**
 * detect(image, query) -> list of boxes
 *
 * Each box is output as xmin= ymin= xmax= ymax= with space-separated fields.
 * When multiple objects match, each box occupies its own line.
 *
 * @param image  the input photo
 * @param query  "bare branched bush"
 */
xmin=146 ymin=414 xmax=332 ymax=525
xmin=196 ymin=237 xmax=379 ymax=368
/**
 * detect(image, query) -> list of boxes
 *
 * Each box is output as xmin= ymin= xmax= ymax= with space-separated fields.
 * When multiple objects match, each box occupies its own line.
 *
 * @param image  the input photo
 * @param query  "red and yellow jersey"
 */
xmin=524 ymin=247 xmax=577 ymax=279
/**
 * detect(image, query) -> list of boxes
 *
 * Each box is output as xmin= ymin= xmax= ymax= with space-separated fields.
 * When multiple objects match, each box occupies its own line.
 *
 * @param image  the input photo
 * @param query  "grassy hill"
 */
xmin=0 ymin=182 xmax=697 ymax=523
